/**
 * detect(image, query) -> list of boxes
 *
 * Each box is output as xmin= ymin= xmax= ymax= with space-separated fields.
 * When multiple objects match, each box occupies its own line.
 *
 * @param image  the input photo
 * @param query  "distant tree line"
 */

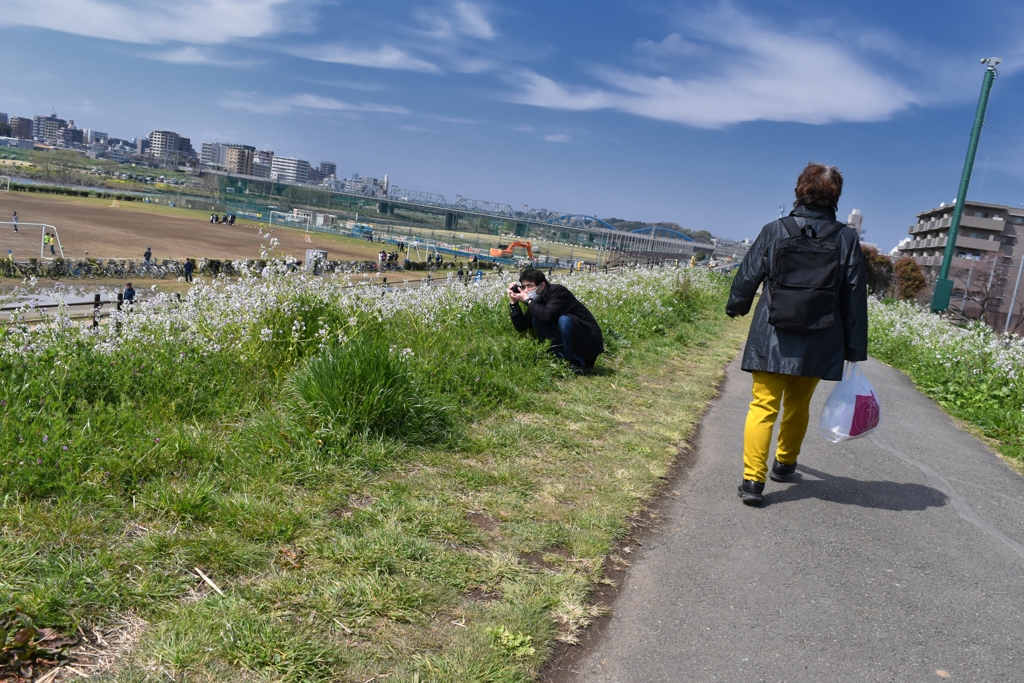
xmin=603 ymin=218 xmax=714 ymax=244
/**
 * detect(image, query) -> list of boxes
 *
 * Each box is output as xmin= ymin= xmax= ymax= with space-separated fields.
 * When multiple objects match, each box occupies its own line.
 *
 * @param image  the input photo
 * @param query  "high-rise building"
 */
xmin=9 ymin=117 xmax=33 ymax=139
xmin=224 ymin=146 xmax=254 ymax=175
xmin=270 ymin=156 xmax=310 ymax=184
xmin=201 ymin=142 xmax=225 ymax=167
xmin=149 ymin=130 xmax=180 ymax=158
xmin=319 ymin=161 xmax=337 ymax=178
xmin=898 ymin=200 xmax=1024 ymax=329
xmin=0 ymin=113 xmax=7 ymax=125
xmin=150 ymin=130 xmax=194 ymax=163
xmin=202 ymin=142 xmax=256 ymax=173
xmin=33 ymin=114 xmax=67 ymax=144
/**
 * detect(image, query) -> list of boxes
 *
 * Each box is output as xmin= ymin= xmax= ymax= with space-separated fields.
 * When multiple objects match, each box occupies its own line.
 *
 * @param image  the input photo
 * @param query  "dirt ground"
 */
xmin=0 ymin=192 xmax=385 ymax=262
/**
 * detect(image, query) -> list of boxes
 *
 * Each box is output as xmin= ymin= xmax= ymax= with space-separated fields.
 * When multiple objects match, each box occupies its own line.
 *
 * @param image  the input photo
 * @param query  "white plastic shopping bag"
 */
xmin=818 ymin=361 xmax=881 ymax=443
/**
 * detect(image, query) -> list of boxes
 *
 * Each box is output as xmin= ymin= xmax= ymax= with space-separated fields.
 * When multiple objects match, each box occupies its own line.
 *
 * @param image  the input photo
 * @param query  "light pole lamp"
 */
xmin=932 ymin=57 xmax=1001 ymax=312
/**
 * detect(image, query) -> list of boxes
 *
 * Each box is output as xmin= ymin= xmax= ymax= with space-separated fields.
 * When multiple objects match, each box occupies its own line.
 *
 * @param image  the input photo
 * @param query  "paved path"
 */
xmin=555 ymin=356 xmax=1024 ymax=682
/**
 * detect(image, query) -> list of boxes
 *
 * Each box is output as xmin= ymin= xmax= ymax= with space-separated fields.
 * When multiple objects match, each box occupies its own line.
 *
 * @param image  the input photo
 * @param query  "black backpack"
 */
xmin=766 ymin=216 xmax=845 ymax=333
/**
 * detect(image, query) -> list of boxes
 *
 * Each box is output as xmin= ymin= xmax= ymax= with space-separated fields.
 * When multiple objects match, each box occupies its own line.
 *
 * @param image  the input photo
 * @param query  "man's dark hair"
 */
xmin=519 ymin=268 xmax=548 ymax=285
xmin=793 ymin=163 xmax=843 ymax=211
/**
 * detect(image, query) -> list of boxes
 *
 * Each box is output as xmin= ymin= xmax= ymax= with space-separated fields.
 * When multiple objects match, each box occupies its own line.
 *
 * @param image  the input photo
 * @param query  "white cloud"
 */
xmin=453 ymin=2 xmax=496 ymax=39
xmin=218 ymin=92 xmax=409 ymax=116
xmin=635 ymin=33 xmax=701 ymax=58
xmin=291 ymin=44 xmax=441 ymax=73
xmin=511 ymin=124 xmax=535 ymax=133
xmin=544 ymin=134 xmax=571 ymax=143
xmin=508 ymin=5 xmax=920 ymax=128
xmin=415 ymin=1 xmax=496 ymax=41
xmin=149 ymin=46 xmax=263 ymax=67
xmin=0 ymin=0 xmax=306 ymax=45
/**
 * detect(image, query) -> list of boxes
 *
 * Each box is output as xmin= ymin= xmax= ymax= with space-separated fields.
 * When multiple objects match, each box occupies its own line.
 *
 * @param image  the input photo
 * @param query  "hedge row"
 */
xmin=11 ymin=183 xmax=143 ymax=201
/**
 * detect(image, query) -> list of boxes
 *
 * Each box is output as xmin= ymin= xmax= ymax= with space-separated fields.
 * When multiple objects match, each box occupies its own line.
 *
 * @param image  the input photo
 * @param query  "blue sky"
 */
xmin=1 ymin=0 xmax=1023 ymax=248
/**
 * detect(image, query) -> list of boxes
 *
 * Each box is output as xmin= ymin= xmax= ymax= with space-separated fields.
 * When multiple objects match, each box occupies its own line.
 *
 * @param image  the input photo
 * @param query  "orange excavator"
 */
xmin=489 ymin=241 xmax=534 ymax=259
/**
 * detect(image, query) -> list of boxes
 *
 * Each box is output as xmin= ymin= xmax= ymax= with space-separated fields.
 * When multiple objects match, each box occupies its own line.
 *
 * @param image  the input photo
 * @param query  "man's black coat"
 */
xmin=510 ymin=282 xmax=605 ymax=361
xmin=726 ymin=205 xmax=868 ymax=381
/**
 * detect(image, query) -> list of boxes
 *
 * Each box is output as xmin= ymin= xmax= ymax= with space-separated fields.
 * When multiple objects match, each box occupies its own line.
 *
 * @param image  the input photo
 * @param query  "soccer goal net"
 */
xmin=269 ymin=210 xmax=312 ymax=232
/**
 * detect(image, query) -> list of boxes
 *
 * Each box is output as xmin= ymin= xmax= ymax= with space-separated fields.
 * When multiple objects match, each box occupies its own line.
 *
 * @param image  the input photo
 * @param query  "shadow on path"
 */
xmin=763 ymin=465 xmax=948 ymax=511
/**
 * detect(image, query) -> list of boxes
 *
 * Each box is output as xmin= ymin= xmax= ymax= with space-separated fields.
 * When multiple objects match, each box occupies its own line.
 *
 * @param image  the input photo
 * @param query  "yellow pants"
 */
xmin=743 ymin=371 xmax=820 ymax=482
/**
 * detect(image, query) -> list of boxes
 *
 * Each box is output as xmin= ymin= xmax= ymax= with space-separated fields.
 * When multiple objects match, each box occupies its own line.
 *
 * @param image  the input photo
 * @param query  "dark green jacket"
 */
xmin=726 ymin=206 xmax=868 ymax=381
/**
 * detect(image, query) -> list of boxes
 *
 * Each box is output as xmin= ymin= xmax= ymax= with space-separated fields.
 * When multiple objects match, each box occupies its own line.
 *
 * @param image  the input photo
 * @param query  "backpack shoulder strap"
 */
xmin=815 ymin=220 xmax=846 ymax=239
xmin=779 ymin=216 xmax=801 ymax=238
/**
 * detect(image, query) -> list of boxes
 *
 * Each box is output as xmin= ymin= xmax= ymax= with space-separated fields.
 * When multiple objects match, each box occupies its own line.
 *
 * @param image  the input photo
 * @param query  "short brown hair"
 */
xmin=793 ymin=163 xmax=843 ymax=211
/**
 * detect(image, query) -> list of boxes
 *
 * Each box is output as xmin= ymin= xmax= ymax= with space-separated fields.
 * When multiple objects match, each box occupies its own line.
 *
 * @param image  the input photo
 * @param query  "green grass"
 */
xmin=0 ymin=271 xmax=745 ymax=681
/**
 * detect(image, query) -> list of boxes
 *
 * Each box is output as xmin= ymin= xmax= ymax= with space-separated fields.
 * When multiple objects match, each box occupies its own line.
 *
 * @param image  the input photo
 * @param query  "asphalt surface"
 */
xmin=557 ymin=356 xmax=1024 ymax=682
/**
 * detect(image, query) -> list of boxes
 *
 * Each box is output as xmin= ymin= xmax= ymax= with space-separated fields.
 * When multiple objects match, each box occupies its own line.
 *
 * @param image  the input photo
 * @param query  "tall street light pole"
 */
xmin=931 ymin=57 xmax=1001 ymax=312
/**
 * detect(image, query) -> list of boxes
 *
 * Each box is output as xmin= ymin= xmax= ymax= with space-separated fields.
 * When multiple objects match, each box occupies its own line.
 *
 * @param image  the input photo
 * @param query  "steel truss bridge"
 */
xmin=211 ymin=169 xmax=714 ymax=261
xmin=319 ymin=180 xmax=713 ymax=260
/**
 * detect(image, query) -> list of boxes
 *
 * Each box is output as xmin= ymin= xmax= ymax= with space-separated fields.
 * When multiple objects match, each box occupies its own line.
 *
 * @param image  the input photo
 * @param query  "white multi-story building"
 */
xmin=201 ymin=142 xmax=225 ymax=167
xmin=270 ymin=156 xmax=311 ymax=184
xmin=149 ymin=130 xmax=180 ymax=158
xmin=83 ymin=129 xmax=108 ymax=145
xmin=847 ymin=209 xmax=864 ymax=237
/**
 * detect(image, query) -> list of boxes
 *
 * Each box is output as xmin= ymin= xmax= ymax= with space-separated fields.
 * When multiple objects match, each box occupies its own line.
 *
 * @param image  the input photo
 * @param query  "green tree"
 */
xmin=862 ymin=246 xmax=894 ymax=296
xmin=893 ymin=257 xmax=926 ymax=300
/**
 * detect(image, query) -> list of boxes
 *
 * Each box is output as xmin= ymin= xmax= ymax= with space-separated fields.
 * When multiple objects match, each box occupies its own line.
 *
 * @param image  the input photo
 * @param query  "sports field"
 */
xmin=0 ymin=192 xmax=385 ymax=262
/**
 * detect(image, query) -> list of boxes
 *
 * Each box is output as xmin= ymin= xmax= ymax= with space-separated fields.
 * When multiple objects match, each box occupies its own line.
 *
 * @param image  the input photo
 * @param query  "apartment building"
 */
xmin=33 ymin=114 xmax=67 ymax=144
xmin=270 ymin=156 xmax=310 ymax=184
xmin=897 ymin=199 xmax=1024 ymax=328
xmin=319 ymin=161 xmax=337 ymax=178
xmin=9 ymin=117 xmax=33 ymax=139
xmin=149 ymin=130 xmax=196 ymax=164
xmin=224 ymin=146 xmax=254 ymax=176
xmin=252 ymin=150 xmax=274 ymax=178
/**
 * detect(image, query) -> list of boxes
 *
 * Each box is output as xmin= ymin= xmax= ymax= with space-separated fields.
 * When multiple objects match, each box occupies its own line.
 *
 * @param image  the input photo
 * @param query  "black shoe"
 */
xmin=769 ymin=460 xmax=797 ymax=482
xmin=737 ymin=480 xmax=765 ymax=506
xmin=568 ymin=362 xmax=586 ymax=376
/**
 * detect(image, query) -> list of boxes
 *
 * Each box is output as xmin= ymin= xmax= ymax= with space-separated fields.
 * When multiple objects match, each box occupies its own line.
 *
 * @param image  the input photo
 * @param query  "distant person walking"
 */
xmin=144 ymin=247 xmax=152 ymax=264
xmin=183 ymin=259 xmax=194 ymax=283
xmin=726 ymin=163 xmax=868 ymax=507
xmin=12 ymin=211 xmax=17 ymax=233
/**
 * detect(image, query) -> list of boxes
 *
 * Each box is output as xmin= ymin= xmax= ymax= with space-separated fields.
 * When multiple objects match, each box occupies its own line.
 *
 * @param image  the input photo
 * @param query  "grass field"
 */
xmin=0 ymin=265 xmax=743 ymax=681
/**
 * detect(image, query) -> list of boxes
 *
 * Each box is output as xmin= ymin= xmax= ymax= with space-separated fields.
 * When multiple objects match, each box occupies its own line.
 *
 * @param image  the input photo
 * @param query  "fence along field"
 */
xmin=0 ymin=263 xmax=734 ymax=681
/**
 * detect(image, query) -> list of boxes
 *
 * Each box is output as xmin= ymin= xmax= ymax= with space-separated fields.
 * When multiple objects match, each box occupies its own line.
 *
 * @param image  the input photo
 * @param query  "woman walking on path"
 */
xmin=726 ymin=163 xmax=868 ymax=506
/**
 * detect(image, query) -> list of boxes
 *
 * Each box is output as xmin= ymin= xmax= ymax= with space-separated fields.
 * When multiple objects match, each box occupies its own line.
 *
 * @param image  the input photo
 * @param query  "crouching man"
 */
xmin=508 ymin=268 xmax=604 ymax=374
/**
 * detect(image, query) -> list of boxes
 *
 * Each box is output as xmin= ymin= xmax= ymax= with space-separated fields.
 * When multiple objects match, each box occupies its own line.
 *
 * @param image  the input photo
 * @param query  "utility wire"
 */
xmin=986 ymin=122 xmax=1024 ymax=160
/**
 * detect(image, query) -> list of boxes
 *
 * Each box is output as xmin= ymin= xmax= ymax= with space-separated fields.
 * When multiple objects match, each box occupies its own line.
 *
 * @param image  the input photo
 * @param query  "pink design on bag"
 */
xmin=849 ymin=393 xmax=880 ymax=437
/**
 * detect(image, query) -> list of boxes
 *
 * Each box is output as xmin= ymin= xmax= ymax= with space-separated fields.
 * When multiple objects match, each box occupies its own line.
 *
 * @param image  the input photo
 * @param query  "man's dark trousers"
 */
xmin=532 ymin=315 xmax=585 ymax=365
